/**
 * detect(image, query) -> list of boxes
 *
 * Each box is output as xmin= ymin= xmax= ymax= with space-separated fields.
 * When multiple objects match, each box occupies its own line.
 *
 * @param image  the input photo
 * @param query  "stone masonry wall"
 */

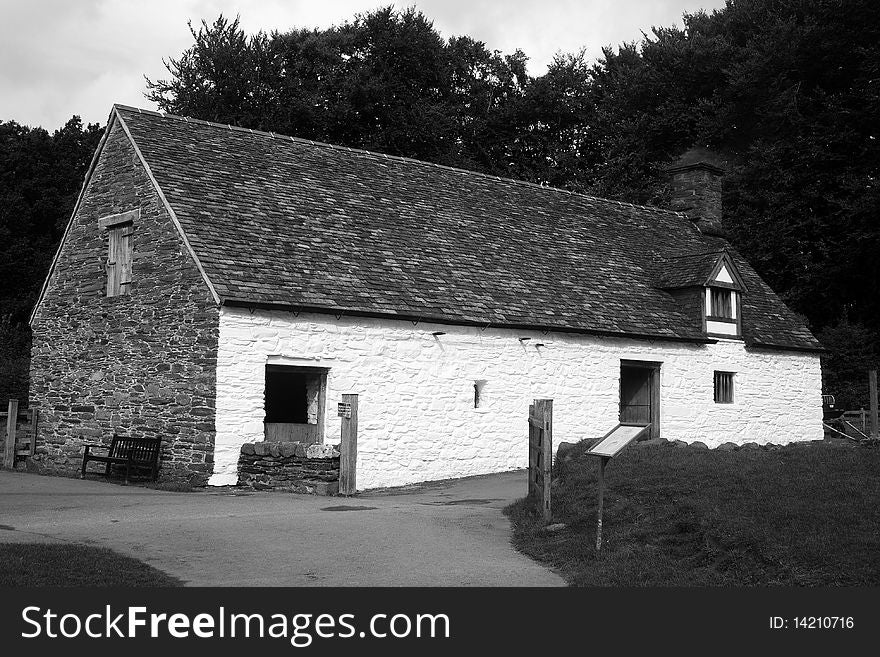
xmin=29 ymin=119 xmax=219 ymax=484
xmin=670 ymin=166 xmax=724 ymax=236
xmin=212 ymin=307 xmax=824 ymax=490
xmin=237 ymin=442 xmax=340 ymax=495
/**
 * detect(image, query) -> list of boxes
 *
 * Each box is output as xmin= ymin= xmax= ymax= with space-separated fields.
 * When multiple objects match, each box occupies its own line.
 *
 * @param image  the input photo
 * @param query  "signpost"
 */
xmin=587 ymin=423 xmax=651 ymax=552
xmin=338 ymin=395 xmax=358 ymax=496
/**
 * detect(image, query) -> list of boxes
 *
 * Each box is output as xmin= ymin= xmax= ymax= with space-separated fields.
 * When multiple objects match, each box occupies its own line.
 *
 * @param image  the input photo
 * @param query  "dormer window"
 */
xmin=710 ymin=288 xmax=733 ymax=319
xmin=704 ymin=256 xmax=744 ymax=338
xmin=655 ymin=249 xmax=746 ymax=340
xmin=705 ymin=286 xmax=740 ymax=337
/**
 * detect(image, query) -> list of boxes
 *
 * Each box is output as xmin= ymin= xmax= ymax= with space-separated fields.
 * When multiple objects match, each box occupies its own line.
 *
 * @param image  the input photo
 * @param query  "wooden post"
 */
xmin=28 ymin=408 xmax=38 ymax=456
xmin=528 ymin=400 xmax=552 ymax=522
xmin=339 ymin=394 xmax=358 ymax=495
xmin=4 ymin=399 xmax=18 ymax=469
xmin=596 ymin=456 xmax=609 ymax=553
xmin=528 ymin=403 xmax=535 ymax=497
xmin=869 ymin=369 xmax=878 ymax=440
xmin=539 ymin=399 xmax=552 ymax=523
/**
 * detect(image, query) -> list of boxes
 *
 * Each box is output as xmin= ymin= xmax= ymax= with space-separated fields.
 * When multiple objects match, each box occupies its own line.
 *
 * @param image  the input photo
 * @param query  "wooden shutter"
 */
xmin=106 ymin=225 xmax=133 ymax=297
xmin=106 ymin=227 xmax=120 ymax=297
xmin=118 ymin=227 xmax=133 ymax=295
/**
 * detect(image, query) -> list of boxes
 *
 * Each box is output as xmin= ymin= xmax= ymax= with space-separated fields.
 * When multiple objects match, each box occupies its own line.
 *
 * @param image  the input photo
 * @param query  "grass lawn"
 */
xmin=505 ymin=439 xmax=880 ymax=586
xmin=0 ymin=543 xmax=182 ymax=586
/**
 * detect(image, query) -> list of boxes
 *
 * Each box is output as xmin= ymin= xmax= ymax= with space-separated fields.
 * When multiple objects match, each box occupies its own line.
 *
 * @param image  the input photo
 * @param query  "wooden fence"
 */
xmin=836 ymin=409 xmax=872 ymax=439
xmin=528 ymin=399 xmax=552 ymax=523
xmin=2 ymin=399 xmax=38 ymax=469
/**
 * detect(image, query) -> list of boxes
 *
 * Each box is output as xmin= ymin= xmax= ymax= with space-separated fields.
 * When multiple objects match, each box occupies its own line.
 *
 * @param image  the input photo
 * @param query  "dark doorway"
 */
xmin=619 ymin=361 xmax=661 ymax=440
xmin=264 ymin=365 xmax=328 ymax=443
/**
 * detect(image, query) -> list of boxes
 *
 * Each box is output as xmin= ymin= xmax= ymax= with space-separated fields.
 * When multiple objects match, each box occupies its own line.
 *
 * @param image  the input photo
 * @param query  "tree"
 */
xmin=579 ymin=0 xmax=880 ymax=396
xmin=0 ymin=115 xmax=103 ymax=402
xmin=498 ymin=51 xmax=595 ymax=188
xmin=146 ymin=15 xmax=279 ymax=129
xmin=0 ymin=116 xmax=103 ymax=322
xmin=817 ymin=320 xmax=879 ymax=409
xmin=146 ymin=7 xmax=531 ymax=170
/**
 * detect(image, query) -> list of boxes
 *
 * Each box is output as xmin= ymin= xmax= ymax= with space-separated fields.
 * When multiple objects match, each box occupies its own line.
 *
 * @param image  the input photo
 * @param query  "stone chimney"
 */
xmin=665 ymin=147 xmax=726 ymax=238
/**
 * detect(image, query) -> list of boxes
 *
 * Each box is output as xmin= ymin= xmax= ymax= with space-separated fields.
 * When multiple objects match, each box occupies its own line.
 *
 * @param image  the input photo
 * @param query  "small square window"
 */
xmin=474 ymin=380 xmax=487 ymax=408
xmin=710 ymin=288 xmax=732 ymax=318
xmin=714 ymin=371 xmax=735 ymax=403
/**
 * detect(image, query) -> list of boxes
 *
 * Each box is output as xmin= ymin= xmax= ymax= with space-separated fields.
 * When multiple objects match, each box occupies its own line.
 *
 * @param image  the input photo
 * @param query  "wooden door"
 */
xmin=620 ymin=366 xmax=652 ymax=425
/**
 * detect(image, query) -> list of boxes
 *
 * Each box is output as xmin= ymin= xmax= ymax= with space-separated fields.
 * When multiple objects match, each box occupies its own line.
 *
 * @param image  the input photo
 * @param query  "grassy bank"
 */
xmin=0 ymin=543 xmax=182 ymax=586
xmin=505 ymin=439 xmax=880 ymax=586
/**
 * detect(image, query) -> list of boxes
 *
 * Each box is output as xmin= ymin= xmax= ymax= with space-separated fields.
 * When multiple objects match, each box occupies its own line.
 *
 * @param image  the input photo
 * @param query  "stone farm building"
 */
xmin=28 ymin=105 xmax=824 ymax=489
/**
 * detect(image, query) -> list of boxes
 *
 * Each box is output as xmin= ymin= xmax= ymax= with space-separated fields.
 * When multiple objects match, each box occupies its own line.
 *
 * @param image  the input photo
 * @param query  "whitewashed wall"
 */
xmin=209 ymin=307 xmax=823 ymax=489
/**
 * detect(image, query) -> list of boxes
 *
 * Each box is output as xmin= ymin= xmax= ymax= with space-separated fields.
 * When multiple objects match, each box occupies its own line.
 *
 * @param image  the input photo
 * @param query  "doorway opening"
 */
xmin=619 ymin=360 xmax=661 ymax=440
xmin=264 ymin=365 xmax=328 ymax=444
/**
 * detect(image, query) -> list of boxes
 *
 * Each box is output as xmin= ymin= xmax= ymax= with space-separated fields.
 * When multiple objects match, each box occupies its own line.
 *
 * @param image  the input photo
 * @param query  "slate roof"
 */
xmin=114 ymin=105 xmax=821 ymax=352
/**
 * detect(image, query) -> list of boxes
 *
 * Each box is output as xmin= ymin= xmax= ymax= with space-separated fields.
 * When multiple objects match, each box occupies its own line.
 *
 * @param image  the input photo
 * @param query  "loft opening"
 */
xmin=264 ymin=365 xmax=328 ymax=444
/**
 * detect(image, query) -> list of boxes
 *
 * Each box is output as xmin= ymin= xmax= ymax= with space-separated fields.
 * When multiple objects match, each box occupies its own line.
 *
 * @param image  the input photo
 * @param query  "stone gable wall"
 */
xmin=29 ymin=119 xmax=219 ymax=483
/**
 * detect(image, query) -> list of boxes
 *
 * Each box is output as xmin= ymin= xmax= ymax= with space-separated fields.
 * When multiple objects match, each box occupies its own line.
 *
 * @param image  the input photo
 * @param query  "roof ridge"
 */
xmin=658 ymin=250 xmax=726 ymax=261
xmin=112 ymin=103 xmax=684 ymax=218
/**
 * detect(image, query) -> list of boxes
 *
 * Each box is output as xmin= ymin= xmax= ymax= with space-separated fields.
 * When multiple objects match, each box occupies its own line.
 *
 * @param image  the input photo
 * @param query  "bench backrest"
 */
xmin=108 ymin=435 xmax=162 ymax=462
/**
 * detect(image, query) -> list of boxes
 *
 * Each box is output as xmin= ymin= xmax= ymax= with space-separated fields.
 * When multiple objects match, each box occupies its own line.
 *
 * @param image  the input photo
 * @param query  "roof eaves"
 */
xmin=745 ymin=340 xmax=826 ymax=355
xmin=219 ymin=297 xmax=717 ymax=346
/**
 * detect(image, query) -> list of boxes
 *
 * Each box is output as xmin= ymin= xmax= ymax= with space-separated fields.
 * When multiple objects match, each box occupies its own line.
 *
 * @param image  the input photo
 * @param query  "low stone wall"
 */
xmin=237 ymin=441 xmax=340 ymax=495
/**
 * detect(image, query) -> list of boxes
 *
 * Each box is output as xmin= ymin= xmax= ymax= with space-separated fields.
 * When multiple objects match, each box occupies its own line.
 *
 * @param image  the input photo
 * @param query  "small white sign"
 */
xmin=337 ymin=402 xmax=352 ymax=419
xmin=587 ymin=424 xmax=650 ymax=458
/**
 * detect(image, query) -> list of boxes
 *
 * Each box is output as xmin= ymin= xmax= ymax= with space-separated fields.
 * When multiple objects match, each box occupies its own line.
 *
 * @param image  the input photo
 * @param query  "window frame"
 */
xmin=713 ymin=371 xmax=735 ymax=404
xmin=704 ymin=286 xmax=742 ymax=338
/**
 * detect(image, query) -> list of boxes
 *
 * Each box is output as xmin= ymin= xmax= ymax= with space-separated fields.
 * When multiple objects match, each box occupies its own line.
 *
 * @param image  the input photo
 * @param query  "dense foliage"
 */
xmin=0 ymin=117 xmax=102 ymax=401
xmin=1 ymin=1 xmax=877 ymax=406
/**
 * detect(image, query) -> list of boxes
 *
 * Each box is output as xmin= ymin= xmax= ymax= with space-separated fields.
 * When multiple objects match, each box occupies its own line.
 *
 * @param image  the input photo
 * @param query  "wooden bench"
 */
xmin=80 ymin=434 xmax=161 ymax=483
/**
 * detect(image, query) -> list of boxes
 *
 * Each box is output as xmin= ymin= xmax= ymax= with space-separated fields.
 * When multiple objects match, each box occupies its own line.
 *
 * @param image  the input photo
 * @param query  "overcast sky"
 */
xmin=0 ymin=0 xmax=727 ymax=130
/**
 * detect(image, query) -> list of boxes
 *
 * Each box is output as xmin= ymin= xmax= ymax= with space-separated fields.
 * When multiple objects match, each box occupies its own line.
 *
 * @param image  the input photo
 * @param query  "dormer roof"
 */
xmin=656 ymin=250 xmax=746 ymax=292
